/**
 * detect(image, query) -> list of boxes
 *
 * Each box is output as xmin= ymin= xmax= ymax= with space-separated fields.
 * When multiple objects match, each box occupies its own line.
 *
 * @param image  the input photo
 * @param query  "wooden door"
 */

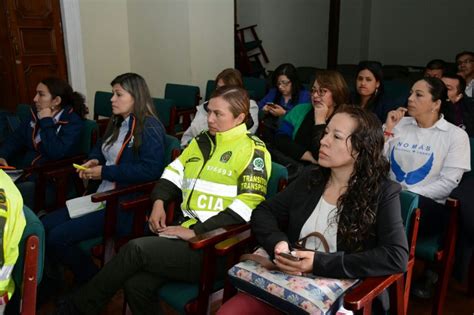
xmin=0 ymin=0 xmax=67 ymax=112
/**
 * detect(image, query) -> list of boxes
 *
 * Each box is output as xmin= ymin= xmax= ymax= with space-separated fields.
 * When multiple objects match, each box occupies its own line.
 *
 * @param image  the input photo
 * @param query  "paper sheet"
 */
xmin=66 ymin=194 xmax=105 ymax=219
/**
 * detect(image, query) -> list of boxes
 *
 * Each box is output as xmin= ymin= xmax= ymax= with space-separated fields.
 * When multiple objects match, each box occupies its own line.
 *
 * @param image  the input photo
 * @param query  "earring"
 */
xmin=375 ymin=88 xmax=378 ymax=95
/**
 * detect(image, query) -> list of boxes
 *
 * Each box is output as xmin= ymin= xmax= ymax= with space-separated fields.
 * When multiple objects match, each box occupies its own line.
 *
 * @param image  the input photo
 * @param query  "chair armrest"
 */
xmin=188 ymin=224 xmax=250 ymax=250
xmin=120 ymin=195 xmax=151 ymax=211
xmin=215 ymin=228 xmax=253 ymax=255
xmin=42 ymin=165 xmax=85 ymax=211
xmin=23 ymin=154 xmax=87 ymax=174
xmin=343 ymin=273 xmax=403 ymax=311
xmin=91 ymin=181 xmax=156 ymax=202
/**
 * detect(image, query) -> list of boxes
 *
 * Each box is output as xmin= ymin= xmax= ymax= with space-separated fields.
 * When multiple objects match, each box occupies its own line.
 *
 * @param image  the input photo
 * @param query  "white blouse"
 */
xmin=96 ymin=117 xmax=130 ymax=193
xmin=299 ymin=197 xmax=338 ymax=253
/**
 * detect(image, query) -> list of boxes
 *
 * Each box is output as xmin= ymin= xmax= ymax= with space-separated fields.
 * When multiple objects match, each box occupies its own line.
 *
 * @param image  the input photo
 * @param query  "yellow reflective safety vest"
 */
xmin=0 ymin=170 xmax=26 ymax=301
xmin=162 ymin=123 xmax=271 ymax=223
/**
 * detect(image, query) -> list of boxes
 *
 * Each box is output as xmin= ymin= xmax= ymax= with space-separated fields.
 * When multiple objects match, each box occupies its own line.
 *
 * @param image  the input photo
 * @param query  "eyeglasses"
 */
xmin=277 ymin=80 xmax=291 ymax=87
xmin=311 ymin=87 xmax=329 ymax=97
xmin=457 ymin=59 xmax=473 ymax=66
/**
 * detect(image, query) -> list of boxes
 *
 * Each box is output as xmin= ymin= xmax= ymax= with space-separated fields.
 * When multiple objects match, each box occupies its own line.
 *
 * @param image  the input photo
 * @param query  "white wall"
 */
xmin=237 ymin=0 xmax=329 ymax=70
xmin=238 ymin=0 xmax=473 ymax=71
xmin=366 ymin=0 xmax=473 ymax=65
xmin=80 ymin=0 xmax=233 ymax=105
xmin=127 ymin=0 xmax=192 ymax=98
xmin=79 ymin=0 xmax=131 ymax=112
xmin=188 ymin=0 xmax=234 ymax=94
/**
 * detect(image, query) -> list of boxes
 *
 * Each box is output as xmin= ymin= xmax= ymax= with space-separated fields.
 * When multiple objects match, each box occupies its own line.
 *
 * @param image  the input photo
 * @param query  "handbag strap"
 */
xmin=295 ymin=231 xmax=330 ymax=253
xmin=240 ymin=253 xmax=278 ymax=271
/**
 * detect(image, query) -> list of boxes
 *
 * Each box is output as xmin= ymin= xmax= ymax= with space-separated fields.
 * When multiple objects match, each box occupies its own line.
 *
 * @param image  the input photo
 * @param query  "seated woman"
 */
xmin=218 ymin=105 xmax=409 ymax=314
xmin=41 ymin=72 xmax=167 ymax=284
xmin=352 ymin=61 xmax=403 ymax=122
xmin=181 ymin=68 xmax=259 ymax=147
xmin=0 ymin=77 xmax=87 ymax=208
xmin=52 ymin=86 xmax=272 ymax=315
xmin=272 ymin=70 xmax=350 ymax=180
xmin=258 ymin=63 xmax=310 ymax=142
xmin=383 ymin=77 xmax=470 ymax=297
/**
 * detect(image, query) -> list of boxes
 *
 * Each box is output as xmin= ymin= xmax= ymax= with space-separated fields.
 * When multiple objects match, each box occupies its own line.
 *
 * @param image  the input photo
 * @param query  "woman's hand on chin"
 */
xmin=313 ymin=101 xmax=329 ymax=125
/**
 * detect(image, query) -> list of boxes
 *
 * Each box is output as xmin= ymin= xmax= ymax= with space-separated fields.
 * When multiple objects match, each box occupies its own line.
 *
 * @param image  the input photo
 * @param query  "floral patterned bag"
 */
xmin=228 ymin=233 xmax=359 ymax=315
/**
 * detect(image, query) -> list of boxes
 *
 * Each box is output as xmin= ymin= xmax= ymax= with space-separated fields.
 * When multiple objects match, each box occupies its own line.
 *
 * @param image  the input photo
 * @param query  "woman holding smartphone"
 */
xmin=41 ymin=73 xmax=166 ymax=286
xmin=271 ymin=70 xmax=350 ymax=181
xmin=258 ymin=63 xmax=310 ymax=142
xmin=218 ymin=106 xmax=409 ymax=315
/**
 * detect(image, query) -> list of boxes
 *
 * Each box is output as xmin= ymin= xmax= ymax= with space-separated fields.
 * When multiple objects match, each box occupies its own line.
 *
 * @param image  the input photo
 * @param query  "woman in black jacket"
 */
xmin=219 ymin=105 xmax=409 ymax=314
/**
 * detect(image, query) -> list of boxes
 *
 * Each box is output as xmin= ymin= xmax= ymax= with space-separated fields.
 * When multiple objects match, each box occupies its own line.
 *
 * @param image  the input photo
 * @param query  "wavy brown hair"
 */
xmin=310 ymin=105 xmax=390 ymax=251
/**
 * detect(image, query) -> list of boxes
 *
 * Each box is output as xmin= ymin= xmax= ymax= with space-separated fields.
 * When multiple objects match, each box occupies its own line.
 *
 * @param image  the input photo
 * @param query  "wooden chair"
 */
xmin=157 ymin=162 xmax=288 ymax=315
xmin=235 ymin=25 xmax=268 ymax=77
xmin=204 ymin=78 xmax=265 ymax=102
xmin=242 ymin=76 xmax=267 ymax=101
xmin=77 ymin=135 xmax=182 ymax=266
xmin=343 ymin=190 xmax=421 ymax=315
xmin=152 ymin=97 xmax=177 ymax=135
xmin=204 ymin=80 xmax=216 ymax=101
xmin=118 ymin=162 xmax=288 ymax=315
xmin=413 ymin=198 xmax=459 ymax=315
xmin=10 ymin=206 xmax=45 ymax=315
xmin=219 ymin=190 xmax=420 ymax=315
xmin=164 ymin=83 xmax=200 ymax=134
xmin=32 ymin=119 xmax=99 ymax=212
xmin=92 ymin=91 xmax=113 ymax=136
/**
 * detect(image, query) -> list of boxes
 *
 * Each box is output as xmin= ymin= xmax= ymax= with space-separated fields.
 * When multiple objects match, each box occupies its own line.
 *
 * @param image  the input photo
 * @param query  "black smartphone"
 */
xmin=278 ymin=252 xmax=301 ymax=261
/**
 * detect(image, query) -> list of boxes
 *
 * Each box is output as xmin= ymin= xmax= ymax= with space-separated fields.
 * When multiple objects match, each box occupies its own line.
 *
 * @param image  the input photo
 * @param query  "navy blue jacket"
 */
xmin=87 ymin=115 xmax=166 ymax=236
xmin=88 ymin=115 xmax=166 ymax=189
xmin=0 ymin=106 xmax=84 ymax=167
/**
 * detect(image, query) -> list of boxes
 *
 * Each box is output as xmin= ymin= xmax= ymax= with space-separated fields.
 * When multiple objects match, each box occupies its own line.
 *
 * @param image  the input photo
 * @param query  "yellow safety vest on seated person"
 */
xmin=161 ymin=123 xmax=271 ymax=225
xmin=0 ymin=170 xmax=26 ymax=303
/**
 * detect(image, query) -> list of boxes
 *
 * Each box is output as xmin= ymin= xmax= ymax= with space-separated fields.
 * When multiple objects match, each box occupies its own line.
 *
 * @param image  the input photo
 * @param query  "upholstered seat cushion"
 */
xmin=228 ymin=249 xmax=358 ymax=315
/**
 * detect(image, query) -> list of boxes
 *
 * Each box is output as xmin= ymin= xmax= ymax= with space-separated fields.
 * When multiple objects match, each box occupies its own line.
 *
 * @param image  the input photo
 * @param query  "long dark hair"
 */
xmin=310 ymin=105 xmax=390 ymax=251
xmin=271 ymin=63 xmax=303 ymax=106
xmin=353 ymin=61 xmax=385 ymax=112
xmin=40 ymin=77 xmax=88 ymax=118
xmin=103 ymin=73 xmax=158 ymax=152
